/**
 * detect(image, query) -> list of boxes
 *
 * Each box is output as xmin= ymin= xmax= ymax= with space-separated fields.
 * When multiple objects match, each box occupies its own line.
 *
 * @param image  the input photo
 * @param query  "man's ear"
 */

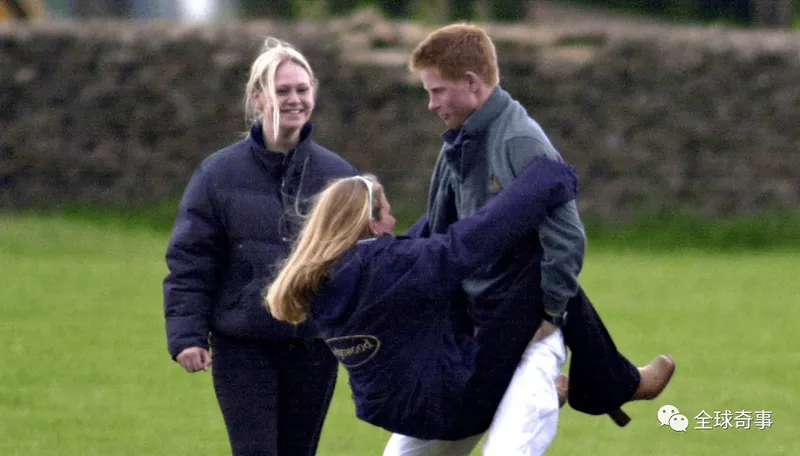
xmin=465 ymin=71 xmax=483 ymax=92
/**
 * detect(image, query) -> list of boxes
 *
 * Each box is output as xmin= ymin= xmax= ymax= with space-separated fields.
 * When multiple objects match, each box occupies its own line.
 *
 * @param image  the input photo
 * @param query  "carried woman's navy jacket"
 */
xmin=311 ymin=158 xmax=577 ymax=439
xmin=164 ymin=122 xmax=357 ymax=359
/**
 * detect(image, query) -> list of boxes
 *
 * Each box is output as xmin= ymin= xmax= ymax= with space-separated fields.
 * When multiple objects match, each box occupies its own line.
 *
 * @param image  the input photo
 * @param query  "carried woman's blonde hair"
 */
xmin=266 ymin=175 xmax=383 ymax=324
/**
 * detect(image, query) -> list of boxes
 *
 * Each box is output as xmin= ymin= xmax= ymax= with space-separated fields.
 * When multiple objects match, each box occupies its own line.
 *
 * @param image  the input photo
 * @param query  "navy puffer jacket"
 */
xmin=312 ymin=158 xmax=577 ymax=439
xmin=164 ymin=122 xmax=357 ymax=359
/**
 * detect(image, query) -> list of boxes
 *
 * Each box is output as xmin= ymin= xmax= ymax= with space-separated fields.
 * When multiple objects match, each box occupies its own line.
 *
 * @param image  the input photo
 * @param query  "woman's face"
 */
xmin=256 ymin=60 xmax=315 ymax=137
xmin=370 ymin=191 xmax=397 ymax=236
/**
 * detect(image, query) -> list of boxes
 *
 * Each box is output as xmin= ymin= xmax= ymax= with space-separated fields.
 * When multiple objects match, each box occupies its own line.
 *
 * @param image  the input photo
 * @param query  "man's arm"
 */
xmin=506 ymin=137 xmax=586 ymax=318
xmin=537 ymin=201 xmax=585 ymax=316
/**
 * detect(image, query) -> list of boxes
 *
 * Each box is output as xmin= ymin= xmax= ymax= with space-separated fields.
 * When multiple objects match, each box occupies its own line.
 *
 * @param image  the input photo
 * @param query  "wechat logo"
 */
xmin=658 ymin=405 xmax=688 ymax=432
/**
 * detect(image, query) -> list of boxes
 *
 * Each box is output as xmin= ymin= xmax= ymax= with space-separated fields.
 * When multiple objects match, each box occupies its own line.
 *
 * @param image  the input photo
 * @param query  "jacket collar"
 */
xmin=249 ymin=121 xmax=314 ymax=165
xmin=463 ymin=86 xmax=510 ymax=138
xmin=441 ymin=86 xmax=510 ymax=144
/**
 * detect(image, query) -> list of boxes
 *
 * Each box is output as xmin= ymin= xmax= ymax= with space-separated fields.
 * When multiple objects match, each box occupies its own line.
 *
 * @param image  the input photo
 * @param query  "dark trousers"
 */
xmin=562 ymin=288 xmax=641 ymax=415
xmin=447 ymin=286 xmax=641 ymax=439
xmin=449 ymin=293 xmax=543 ymax=439
xmin=210 ymin=335 xmax=338 ymax=456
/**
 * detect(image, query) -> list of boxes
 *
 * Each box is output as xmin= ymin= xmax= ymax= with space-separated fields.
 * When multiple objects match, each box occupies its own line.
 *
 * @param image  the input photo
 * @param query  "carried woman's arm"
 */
xmin=388 ymin=157 xmax=577 ymax=294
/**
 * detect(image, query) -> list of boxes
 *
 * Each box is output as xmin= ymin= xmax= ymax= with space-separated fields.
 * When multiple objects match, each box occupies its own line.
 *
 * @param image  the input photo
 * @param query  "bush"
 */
xmin=449 ymin=0 xmax=478 ymax=20
xmin=555 ymin=0 xmax=795 ymax=25
xmin=240 ymin=0 xmax=299 ymax=18
xmin=376 ymin=0 xmax=415 ymax=18
xmin=328 ymin=0 xmax=362 ymax=15
xmin=489 ymin=0 xmax=530 ymax=21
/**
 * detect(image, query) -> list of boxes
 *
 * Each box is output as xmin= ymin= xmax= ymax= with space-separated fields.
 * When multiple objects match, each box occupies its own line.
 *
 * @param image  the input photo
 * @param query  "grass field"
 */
xmin=1 ymin=213 xmax=798 ymax=455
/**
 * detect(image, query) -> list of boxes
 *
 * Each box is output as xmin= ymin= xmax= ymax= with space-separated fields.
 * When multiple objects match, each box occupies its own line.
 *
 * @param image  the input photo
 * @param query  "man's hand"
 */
xmin=176 ymin=347 xmax=212 ymax=373
xmin=531 ymin=319 xmax=558 ymax=344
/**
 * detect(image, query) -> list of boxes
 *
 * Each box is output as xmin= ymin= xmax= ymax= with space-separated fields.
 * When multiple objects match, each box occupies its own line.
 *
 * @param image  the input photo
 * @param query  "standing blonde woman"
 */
xmin=163 ymin=37 xmax=357 ymax=455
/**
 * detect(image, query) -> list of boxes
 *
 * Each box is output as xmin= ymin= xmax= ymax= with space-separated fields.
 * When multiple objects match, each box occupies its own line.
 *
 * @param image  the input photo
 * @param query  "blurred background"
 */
xmin=4 ymin=0 xmax=799 ymax=26
xmin=3 ymin=0 xmax=800 ymax=230
xmin=2 ymin=1 xmax=799 ymax=456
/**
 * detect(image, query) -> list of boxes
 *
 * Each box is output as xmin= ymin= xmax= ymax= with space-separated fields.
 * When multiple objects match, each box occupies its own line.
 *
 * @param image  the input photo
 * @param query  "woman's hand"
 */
xmin=176 ymin=347 xmax=213 ymax=373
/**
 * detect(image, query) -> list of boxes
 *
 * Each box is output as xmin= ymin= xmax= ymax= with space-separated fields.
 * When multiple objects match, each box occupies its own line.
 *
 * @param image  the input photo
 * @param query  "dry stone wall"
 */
xmin=2 ymin=18 xmax=799 ymax=223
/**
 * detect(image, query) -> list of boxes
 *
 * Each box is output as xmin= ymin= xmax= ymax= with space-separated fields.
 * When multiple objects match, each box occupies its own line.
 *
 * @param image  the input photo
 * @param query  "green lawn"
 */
xmin=1 ymin=214 xmax=797 ymax=455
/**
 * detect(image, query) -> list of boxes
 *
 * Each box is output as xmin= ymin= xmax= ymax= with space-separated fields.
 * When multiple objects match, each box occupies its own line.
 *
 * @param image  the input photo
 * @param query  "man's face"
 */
xmin=419 ymin=69 xmax=479 ymax=130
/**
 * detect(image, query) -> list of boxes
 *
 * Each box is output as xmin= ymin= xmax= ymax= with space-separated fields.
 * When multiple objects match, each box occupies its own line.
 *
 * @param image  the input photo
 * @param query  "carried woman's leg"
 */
xmin=382 ymin=433 xmax=483 ymax=456
xmin=446 ymin=291 xmax=547 ymax=439
xmin=481 ymin=329 xmax=567 ymax=456
xmin=382 ymin=302 xmax=486 ymax=456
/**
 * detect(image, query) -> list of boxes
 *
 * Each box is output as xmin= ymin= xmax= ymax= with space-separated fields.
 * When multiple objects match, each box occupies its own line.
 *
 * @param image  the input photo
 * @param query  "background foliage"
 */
xmin=238 ymin=0 xmax=799 ymax=26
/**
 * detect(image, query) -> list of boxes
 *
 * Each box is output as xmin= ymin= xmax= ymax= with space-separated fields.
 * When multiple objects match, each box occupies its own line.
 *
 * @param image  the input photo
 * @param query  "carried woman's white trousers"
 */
xmin=383 ymin=330 xmax=567 ymax=456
